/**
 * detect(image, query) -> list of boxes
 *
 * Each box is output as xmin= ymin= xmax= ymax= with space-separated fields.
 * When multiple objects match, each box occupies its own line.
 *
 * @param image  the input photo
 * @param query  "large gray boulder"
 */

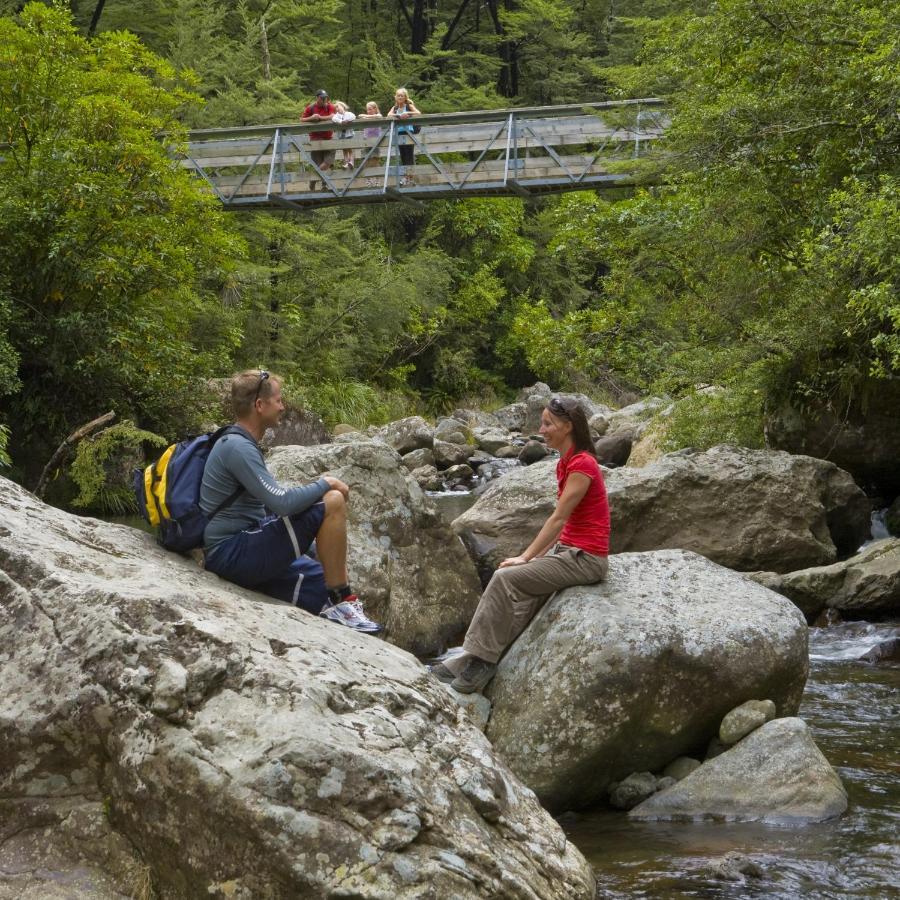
xmin=453 ymin=459 xmax=556 ymax=577
xmin=453 ymin=446 xmax=870 ymax=576
xmin=267 ymin=440 xmax=482 ymax=656
xmin=473 ymin=427 xmax=514 ymax=455
xmin=373 ymin=416 xmax=434 ymax=455
xmin=262 ymin=406 xmax=330 ymax=449
xmin=484 ymin=550 xmax=808 ymax=813
xmin=432 ymin=439 xmax=472 ymax=469
xmin=629 ymin=718 xmax=847 ymax=823
xmin=450 ymin=408 xmax=502 ymax=429
xmin=609 ymin=447 xmax=870 ymax=572
xmin=606 ymin=397 xmax=668 ymax=438
xmin=520 ymin=384 xmax=614 ymax=434
xmin=748 ymin=538 xmax=900 ymax=620
xmin=493 ymin=403 xmax=527 ymax=432
xmin=594 ymin=430 xmax=633 ymax=468
xmin=0 ymin=477 xmax=595 ymax=900
xmin=433 ymin=417 xmax=474 ymax=445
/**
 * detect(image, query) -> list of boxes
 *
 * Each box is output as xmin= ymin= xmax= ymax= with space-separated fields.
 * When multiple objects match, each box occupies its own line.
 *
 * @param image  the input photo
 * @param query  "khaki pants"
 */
xmin=456 ymin=545 xmax=609 ymax=666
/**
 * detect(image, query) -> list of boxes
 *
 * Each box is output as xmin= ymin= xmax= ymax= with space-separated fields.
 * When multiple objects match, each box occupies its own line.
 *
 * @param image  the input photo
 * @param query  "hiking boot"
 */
xmin=319 ymin=596 xmax=382 ymax=633
xmin=429 ymin=662 xmax=456 ymax=684
xmin=451 ymin=656 xmax=496 ymax=694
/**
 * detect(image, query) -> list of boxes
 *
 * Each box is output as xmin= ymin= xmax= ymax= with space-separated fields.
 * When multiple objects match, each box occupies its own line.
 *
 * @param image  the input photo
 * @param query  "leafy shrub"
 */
xmin=70 ymin=422 xmax=167 ymax=515
xmin=286 ymin=378 xmax=417 ymax=429
xmin=660 ymin=389 xmax=765 ymax=453
xmin=0 ymin=424 xmax=9 ymax=468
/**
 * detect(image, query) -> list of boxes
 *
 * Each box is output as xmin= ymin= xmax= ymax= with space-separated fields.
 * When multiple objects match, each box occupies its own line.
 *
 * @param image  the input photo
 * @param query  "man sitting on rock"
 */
xmin=200 ymin=369 xmax=382 ymax=633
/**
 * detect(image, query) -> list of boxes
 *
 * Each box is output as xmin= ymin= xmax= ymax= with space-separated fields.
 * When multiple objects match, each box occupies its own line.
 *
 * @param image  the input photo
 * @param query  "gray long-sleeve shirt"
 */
xmin=200 ymin=426 xmax=329 ymax=553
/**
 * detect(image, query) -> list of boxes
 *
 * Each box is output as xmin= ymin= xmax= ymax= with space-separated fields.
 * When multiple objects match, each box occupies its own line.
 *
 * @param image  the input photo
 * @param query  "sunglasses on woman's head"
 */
xmin=548 ymin=397 xmax=573 ymax=418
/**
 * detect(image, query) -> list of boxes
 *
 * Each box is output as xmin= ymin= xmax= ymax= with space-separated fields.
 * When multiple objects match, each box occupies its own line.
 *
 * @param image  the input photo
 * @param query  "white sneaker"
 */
xmin=347 ymin=597 xmax=384 ymax=633
xmin=319 ymin=596 xmax=383 ymax=633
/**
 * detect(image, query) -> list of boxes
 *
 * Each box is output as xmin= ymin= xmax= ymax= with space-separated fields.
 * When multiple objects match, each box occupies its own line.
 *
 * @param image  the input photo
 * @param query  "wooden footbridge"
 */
xmin=183 ymin=99 xmax=666 ymax=209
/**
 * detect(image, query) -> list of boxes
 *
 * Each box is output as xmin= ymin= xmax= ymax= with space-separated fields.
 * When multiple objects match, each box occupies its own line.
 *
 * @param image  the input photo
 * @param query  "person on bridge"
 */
xmin=331 ymin=101 xmax=357 ymax=169
xmin=387 ymin=88 xmax=421 ymax=186
xmin=200 ymin=369 xmax=382 ymax=634
xmin=302 ymin=89 xmax=336 ymax=190
xmin=358 ymin=101 xmax=383 ymax=187
xmin=431 ymin=397 xmax=610 ymax=693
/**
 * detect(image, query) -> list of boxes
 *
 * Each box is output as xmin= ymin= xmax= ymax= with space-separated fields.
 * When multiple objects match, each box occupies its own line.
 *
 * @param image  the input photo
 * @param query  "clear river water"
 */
xmin=561 ymin=620 xmax=900 ymax=898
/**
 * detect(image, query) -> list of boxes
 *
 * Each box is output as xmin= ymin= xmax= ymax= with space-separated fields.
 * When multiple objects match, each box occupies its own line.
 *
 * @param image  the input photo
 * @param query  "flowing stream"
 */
xmin=561 ymin=620 xmax=900 ymax=897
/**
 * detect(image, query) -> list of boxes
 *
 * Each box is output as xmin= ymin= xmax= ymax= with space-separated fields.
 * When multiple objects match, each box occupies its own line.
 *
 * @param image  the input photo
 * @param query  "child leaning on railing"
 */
xmin=331 ymin=101 xmax=356 ymax=169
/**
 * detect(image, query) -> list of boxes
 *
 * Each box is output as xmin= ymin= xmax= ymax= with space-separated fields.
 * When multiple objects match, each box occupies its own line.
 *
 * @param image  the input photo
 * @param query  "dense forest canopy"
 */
xmin=0 ymin=0 xmax=896 ymax=509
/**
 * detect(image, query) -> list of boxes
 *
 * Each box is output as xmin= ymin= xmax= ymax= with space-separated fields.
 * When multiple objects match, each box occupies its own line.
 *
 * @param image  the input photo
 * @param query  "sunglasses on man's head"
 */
xmin=254 ymin=370 xmax=270 ymax=404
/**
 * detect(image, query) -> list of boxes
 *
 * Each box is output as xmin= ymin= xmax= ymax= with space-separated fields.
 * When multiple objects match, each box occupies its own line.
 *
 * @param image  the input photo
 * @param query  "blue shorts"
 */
xmin=205 ymin=503 xmax=328 ymax=614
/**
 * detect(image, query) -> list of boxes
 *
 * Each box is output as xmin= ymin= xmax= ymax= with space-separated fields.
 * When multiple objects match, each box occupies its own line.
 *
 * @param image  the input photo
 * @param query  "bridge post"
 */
xmin=266 ymin=128 xmax=280 ymax=200
xmin=383 ymin=121 xmax=396 ymax=193
xmin=503 ymin=113 xmax=513 ymax=184
xmin=635 ymin=108 xmax=642 ymax=157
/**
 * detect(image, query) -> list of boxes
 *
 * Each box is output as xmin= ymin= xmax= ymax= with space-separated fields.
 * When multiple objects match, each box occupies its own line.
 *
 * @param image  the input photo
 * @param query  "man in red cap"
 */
xmin=302 ymin=89 xmax=336 ymax=190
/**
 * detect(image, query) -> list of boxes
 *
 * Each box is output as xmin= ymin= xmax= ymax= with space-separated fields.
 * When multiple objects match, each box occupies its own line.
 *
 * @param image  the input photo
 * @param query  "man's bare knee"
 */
xmin=323 ymin=489 xmax=346 ymax=516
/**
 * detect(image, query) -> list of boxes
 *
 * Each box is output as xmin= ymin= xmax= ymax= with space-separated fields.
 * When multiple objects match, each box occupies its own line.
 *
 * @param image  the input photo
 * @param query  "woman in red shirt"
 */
xmin=434 ymin=396 xmax=610 ymax=694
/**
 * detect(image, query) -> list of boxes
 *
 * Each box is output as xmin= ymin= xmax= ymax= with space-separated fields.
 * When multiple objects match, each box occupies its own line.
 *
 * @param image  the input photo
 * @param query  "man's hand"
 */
xmin=498 ymin=555 xmax=529 ymax=568
xmin=323 ymin=476 xmax=350 ymax=499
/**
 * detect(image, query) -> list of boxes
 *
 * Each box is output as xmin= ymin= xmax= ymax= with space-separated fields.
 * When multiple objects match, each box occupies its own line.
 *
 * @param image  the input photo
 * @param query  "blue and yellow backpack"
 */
xmin=133 ymin=425 xmax=243 ymax=552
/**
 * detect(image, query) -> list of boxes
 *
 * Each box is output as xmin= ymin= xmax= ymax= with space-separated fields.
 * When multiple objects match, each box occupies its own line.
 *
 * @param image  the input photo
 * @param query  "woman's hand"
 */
xmin=499 ymin=555 xmax=529 ymax=568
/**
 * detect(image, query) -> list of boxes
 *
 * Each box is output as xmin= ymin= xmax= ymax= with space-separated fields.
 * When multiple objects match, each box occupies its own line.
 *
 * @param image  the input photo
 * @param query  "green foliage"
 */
xmin=285 ymin=378 xmax=417 ymax=429
xmin=6 ymin=0 xmax=895 ymax=491
xmin=576 ymin=0 xmax=899 ymax=426
xmin=70 ymin=422 xmax=167 ymax=514
xmin=0 ymin=3 xmax=245 ymax=481
xmin=0 ymin=425 xmax=10 ymax=468
xmin=660 ymin=389 xmax=766 ymax=453
xmin=825 ymin=177 xmax=900 ymax=378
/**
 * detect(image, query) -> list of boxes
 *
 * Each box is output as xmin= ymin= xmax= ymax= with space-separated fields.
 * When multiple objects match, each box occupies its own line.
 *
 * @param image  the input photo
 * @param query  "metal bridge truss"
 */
xmin=182 ymin=99 xmax=666 ymax=209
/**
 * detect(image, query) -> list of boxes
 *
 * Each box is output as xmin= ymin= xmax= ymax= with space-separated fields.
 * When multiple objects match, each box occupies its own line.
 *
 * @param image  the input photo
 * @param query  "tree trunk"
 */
xmin=260 ymin=16 xmax=271 ymax=81
xmin=88 ymin=0 xmax=107 ymax=36
xmin=487 ymin=0 xmax=518 ymax=97
xmin=398 ymin=0 xmax=428 ymax=54
xmin=411 ymin=0 xmax=428 ymax=54
xmin=441 ymin=0 xmax=471 ymax=50
xmin=34 ymin=411 xmax=116 ymax=499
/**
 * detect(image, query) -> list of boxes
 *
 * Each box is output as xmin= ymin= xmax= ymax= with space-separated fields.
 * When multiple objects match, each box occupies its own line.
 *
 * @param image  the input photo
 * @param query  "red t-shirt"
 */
xmin=557 ymin=448 xmax=610 ymax=556
xmin=303 ymin=101 xmax=336 ymax=140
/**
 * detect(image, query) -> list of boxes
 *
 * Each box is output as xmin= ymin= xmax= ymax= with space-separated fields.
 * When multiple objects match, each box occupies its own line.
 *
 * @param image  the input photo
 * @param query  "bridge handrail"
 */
xmin=0 ymin=99 xmax=665 ymax=154
xmin=185 ymin=98 xmax=665 ymax=143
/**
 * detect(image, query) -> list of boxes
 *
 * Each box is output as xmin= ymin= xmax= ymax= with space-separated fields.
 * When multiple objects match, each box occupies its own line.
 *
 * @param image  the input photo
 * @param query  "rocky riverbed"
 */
xmin=2 ymin=384 xmax=898 ymax=898
xmin=561 ymin=620 xmax=900 ymax=897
